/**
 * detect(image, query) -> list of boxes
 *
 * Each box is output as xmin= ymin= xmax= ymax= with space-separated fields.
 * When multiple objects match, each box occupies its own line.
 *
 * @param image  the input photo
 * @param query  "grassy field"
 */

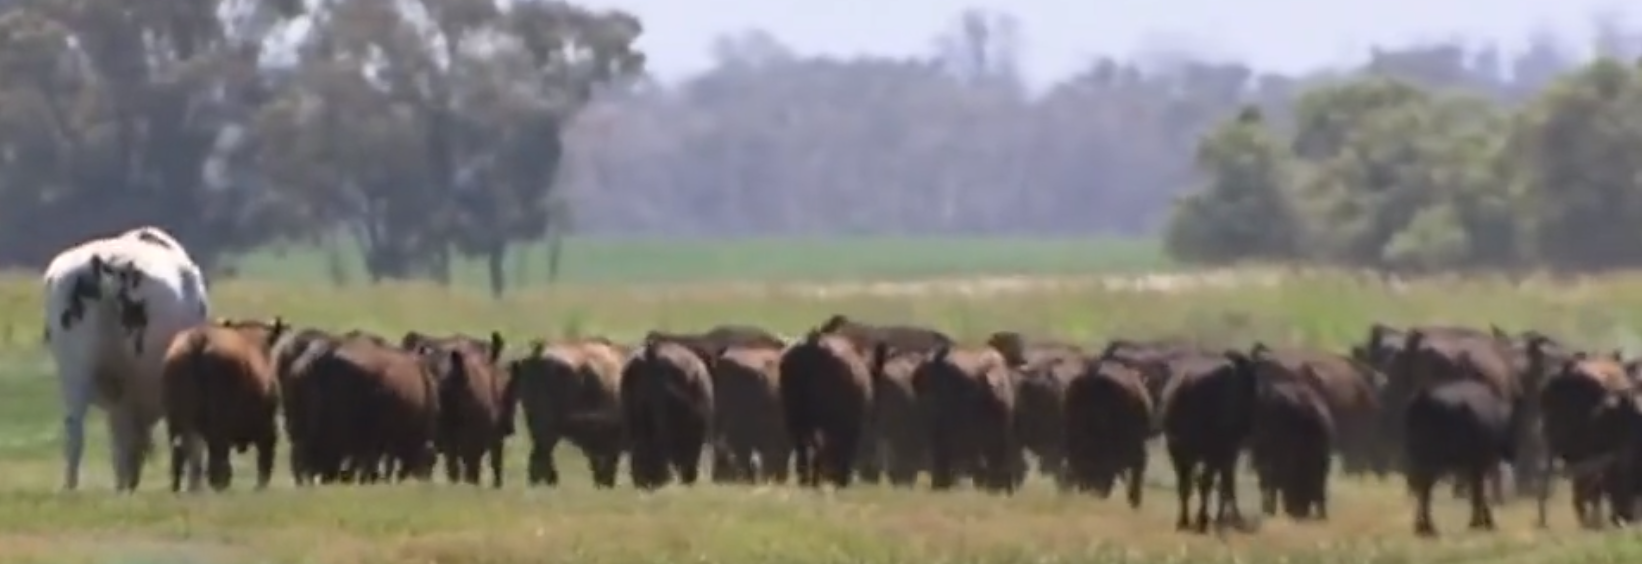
xmin=6 ymin=266 xmax=1642 ymax=562
xmin=232 ymin=236 xmax=1170 ymax=287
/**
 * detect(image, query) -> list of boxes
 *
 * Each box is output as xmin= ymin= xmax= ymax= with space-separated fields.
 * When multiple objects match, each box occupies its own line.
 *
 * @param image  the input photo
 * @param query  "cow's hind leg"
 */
xmin=1409 ymin=468 xmax=1438 ymax=537
xmin=1469 ymin=466 xmax=1497 ymax=531
xmin=488 ymin=439 xmax=505 ymax=489
xmin=1126 ymin=449 xmax=1147 ymax=509
xmin=528 ymin=435 xmax=560 ymax=486
xmin=170 ymin=434 xmax=204 ymax=493
xmin=56 ymin=366 xmax=93 ymax=492
xmin=254 ymin=429 xmax=276 ymax=490
xmin=107 ymin=406 xmax=148 ymax=492
xmin=206 ymin=439 xmax=232 ymax=491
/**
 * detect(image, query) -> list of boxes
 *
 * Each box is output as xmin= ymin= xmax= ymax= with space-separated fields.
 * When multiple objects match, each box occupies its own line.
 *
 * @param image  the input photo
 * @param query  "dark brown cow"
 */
xmin=1097 ymin=338 xmax=1208 ymax=402
xmin=161 ymin=317 xmax=287 ymax=492
xmin=1063 ymin=357 xmax=1153 ymax=506
xmin=1537 ymin=352 xmax=1635 ymax=528
xmin=1388 ymin=328 xmax=1537 ymax=500
xmin=779 ymin=329 xmax=874 ymax=488
xmin=268 ymin=326 xmax=347 ymax=485
xmin=507 ymin=338 xmax=627 ymax=488
xmin=862 ymin=347 xmax=929 ymax=487
xmin=646 ymin=325 xmax=787 ymax=359
xmin=1243 ymin=343 xmax=1384 ymax=478
xmin=710 ymin=345 xmax=790 ymax=484
xmin=1404 ymin=378 xmax=1515 ymax=537
xmin=1248 ymin=354 xmax=1335 ymax=521
xmin=912 ymin=344 xmax=1021 ymax=494
xmin=415 ymin=333 xmax=510 ymax=488
xmin=1160 ymin=350 xmax=1259 ymax=533
xmin=817 ymin=314 xmax=953 ymax=366
xmin=294 ymin=338 xmax=441 ymax=485
xmin=988 ymin=331 xmax=1082 ymax=488
xmin=622 ymin=338 xmax=714 ymax=489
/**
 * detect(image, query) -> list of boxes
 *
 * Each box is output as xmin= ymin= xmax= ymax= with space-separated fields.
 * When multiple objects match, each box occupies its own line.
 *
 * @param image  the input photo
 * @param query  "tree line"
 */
xmin=1166 ymin=55 xmax=1642 ymax=273
xmin=0 ymin=0 xmax=1637 ymax=292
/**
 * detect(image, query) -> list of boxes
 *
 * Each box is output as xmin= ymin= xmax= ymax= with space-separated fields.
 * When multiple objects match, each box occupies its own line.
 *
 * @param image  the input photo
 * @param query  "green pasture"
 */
xmin=0 ymin=267 xmax=1640 ymax=562
xmin=232 ymin=236 xmax=1171 ymax=287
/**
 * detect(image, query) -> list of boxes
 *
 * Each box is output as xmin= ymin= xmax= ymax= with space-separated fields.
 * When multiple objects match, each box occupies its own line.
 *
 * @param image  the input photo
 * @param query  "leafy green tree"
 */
xmin=1508 ymin=58 xmax=1642 ymax=270
xmin=1165 ymin=107 xmax=1300 ymax=264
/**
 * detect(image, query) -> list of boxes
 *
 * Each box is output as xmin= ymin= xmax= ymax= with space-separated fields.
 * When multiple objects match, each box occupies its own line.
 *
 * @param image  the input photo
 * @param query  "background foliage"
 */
xmin=4 ymin=0 xmax=1640 ymax=293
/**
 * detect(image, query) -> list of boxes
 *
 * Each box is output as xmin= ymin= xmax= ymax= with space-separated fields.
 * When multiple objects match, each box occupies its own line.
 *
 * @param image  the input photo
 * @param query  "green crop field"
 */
xmin=232 ymin=236 xmax=1172 ymax=287
xmin=4 ymin=258 xmax=1642 ymax=563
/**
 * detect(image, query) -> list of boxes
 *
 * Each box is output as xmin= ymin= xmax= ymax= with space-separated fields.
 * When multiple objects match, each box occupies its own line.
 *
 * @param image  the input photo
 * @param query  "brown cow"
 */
xmin=507 ymin=338 xmax=627 ymax=488
xmin=1063 ymin=357 xmax=1153 ymax=507
xmin=1243 ymin=343 xmax=1384 ymax=478
xmin=622 ymin=338 xmax=715 ymax=489
xmin=862 ymin=347 xmax=930 ymax=487
xmin=294 ymin=338 xmax=440 ymax=484
xmin=817 ymin=314 xmax=953 ymax=366
xmin=988 ymin=331 xmax=1082 ymax=488
xmin=414 ymin=332 xmax=510 ymax=488
xmin=272 ymin=327 xmax=368 ymax=485
xmin=1160 ymin=350 xmax=1259 ymax=533
xmin=1537 ymin=351 xmax=1636 ymax=528
xmin=1096 ymin=338 xmax=1208 ymax=402
xmin=779 ymin=329 xmax=874 ymax=488
xmin=1389 ymin=328 xmax=1539 ymax=500
xmin=710 ymin=345 xmax=790 ymax=484
xmin=161 ymin=317 xmax=287 ymax=492
xmin=1247 ymin=352 xmax=1335 ymax=521
xmin=912 ymin=343 xmax=1021 ymax=494
xmin=816 ymin=315 xmax=951 ymax=485
xmin=647 ymin=325 xmax=787 ymax=357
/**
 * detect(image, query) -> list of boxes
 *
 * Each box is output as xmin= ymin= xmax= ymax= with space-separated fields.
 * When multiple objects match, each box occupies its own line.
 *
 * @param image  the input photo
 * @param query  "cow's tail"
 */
xmin=169 ymin=330 xmax=211 ymax=448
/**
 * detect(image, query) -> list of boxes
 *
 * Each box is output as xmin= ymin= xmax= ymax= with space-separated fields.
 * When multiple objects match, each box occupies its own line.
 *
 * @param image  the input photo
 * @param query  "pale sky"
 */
xmin=579 ymin=0 xmax=1633 ymax=86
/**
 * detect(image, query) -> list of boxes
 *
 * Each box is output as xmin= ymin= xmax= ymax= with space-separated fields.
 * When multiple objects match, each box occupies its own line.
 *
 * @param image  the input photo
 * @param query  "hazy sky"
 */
xmin=579 ymin=0 xmax=1634 ymax=86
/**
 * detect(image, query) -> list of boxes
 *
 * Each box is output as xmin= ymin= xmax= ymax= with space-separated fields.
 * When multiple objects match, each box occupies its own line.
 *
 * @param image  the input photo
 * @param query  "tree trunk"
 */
xmin=486 ymin=243 xmax=507 ymax=298
xmin=546 ymin=232 xmax=565 ymax=285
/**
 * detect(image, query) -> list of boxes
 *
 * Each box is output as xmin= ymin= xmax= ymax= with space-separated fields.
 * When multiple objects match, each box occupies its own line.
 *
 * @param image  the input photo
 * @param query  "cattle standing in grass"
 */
xmin=710 ymin=345 xmax=791 ymax=484
xmin=43 ymin=228 xmax=210 ymax=492
xmin=1063 ymin=357 xmax=1153 ymax=506
xmin=296 ymin=338 xmax=441 ymax=484
xmin=779 ymin=329 xmax=874 ymax=489
xmin=508 ymin=338 xmax=628 ymax=488
xmin=1404 ymin=378 xmax=1516 ymax=536
xmin=622 ymin=338 xmax=715 ymax=489
xmin=863 ymin=348 xmax=930 ymax=488
xmin=1247 ymin=354 xmax=1335 ymax=521
xmin=987 ymin=331 xmax=1081 ymax=488
xmin=413 ymin=332 xmax=510 ymax=488
xmin=161 ymin=317 xmax=286 ymax=492
xmin=912 ymin=344 xmax=1021 ymax=494
xmin=1160 ymin=351 xmax=1259 ymax=532
xmin=1537 ymin=352 xmax=1636 ymax=528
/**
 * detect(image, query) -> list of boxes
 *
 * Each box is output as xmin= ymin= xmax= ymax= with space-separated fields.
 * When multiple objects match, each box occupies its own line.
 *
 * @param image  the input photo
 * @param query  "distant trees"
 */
xmin=1170 ymin=56 xmax=1642 ymax=272
xmin=0 ymin=0 xmax=641 ymax=295
xmin=1 ymin=0 xmax=1638 ymax=287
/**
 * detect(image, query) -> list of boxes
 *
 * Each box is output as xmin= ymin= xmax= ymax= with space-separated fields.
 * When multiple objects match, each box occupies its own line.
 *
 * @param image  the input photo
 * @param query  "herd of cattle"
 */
xmin=152 ymin=313 xmax=1642 ymax=537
